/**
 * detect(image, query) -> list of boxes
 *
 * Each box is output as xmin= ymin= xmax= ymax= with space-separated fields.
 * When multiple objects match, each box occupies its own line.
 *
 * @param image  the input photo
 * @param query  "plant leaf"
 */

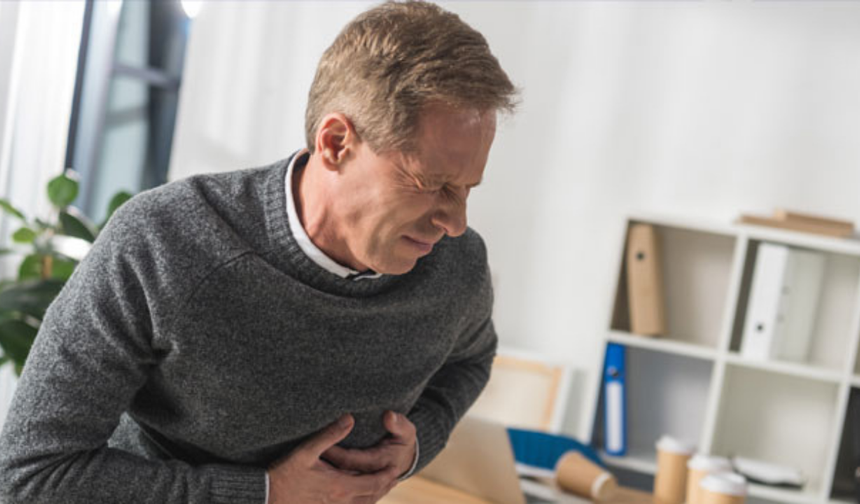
xmin=50 ymin=257 xmax=77 ymax=281
xmin=0 ymin=279 xmax=65 ymax=319
xmin=0 ymin=198 xmax=26 ymax=221
xmin=17 ymin=254 xmax=42 ymax=281
xmin=12 ymin=227 xmax=37 ymax=244
xmin=59 ymin=210 xmax=97 ymax=242
xmin=0 ymin=318 xmax=38 ymax=366
xmin=102 ymin=191 xmax=133 ymax=228
xmin=47 ymin=173 xmax=79 ymax=208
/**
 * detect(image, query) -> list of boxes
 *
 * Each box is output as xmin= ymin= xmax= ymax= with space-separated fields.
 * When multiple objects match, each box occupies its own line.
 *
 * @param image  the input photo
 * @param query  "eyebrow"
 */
xmin=423 ymin=175 xmax=483 ymax=188
xmin=411 ymin=169 xmax=482 ymax=190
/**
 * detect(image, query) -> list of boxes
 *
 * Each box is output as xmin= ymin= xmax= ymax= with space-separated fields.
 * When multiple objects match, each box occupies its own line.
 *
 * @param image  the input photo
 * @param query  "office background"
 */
xmin=1 ymin=0 xmax=860 ymax=440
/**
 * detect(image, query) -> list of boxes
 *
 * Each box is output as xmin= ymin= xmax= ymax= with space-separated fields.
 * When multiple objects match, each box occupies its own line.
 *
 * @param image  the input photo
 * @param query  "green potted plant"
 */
xmin=0 ymin=170 xmax=132 ymax=375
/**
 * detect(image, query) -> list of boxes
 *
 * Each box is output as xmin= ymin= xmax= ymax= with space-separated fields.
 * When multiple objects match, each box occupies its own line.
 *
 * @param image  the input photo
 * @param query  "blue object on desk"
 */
xmin=507 ymin=428 xmax=604 ymax=471
xmin=603 ymin=342 xmax=627 ymax=456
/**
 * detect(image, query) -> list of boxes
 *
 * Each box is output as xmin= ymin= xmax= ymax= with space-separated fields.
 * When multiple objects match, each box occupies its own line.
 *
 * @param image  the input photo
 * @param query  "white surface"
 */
xmin=741 ymin=243 xmax=790 ymax=361
xmin=688 ymin=454 xmax=731 ymax=472
xmin=724 ymin=352 xmax=842 ymax=384
xmin=605 ymin=381 xmax=623 ymax=454
xmin=779 ymin=249 xmax=826 ymax=363
xmin=656 ymin=435 xmax=695 ymax=455
xmin=0 ymin=364 xmax=17 ymax=431
xmin=700 ymin=473 xmax=747 ymax=497
xmin=733 ymin=456 xmax=805 ymax=487
xmin=608 ymin=331 xmax=717 ymax=361
xmin=741 ymin=244 xmax=827 ymax=364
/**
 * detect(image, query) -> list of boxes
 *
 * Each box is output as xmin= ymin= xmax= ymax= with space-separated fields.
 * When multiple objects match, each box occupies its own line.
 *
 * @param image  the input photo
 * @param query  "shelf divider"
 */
xmin=724 ymin=353 xmax=843 ymax=384
xmin=607 ymin=331 xmax=717 ymax=361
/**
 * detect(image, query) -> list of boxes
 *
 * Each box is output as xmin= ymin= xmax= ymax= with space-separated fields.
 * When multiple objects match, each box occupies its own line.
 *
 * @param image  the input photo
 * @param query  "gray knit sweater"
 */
xmin=0 ymin=155 xmax=497 ymax=504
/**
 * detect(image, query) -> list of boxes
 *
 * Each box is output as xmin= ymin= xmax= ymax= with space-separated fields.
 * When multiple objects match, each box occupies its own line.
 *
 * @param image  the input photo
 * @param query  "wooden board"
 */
xmin=381 ymin=477 xmax=653 ymax=504
xmin=468 ymin=354 xmax=564 ymax=431
xmin=738 ymin=214 xmax=854 ymax=238
xmin=773 ymin=209 xmax=854 ymax=235
xmin=381 ymin=477 xmax=491 ymax=504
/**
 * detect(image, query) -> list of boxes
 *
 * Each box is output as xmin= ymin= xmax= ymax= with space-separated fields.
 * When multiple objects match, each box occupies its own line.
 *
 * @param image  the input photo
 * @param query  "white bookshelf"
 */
xmin=585 ymin=214 xmax=860 ymax=504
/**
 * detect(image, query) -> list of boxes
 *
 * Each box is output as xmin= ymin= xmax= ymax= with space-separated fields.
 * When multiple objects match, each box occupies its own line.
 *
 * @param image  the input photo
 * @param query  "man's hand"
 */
xmin=322 ymin=411 xmax=417 ymax=478
xmin=267 ymin=414 xmax=401 ymax=504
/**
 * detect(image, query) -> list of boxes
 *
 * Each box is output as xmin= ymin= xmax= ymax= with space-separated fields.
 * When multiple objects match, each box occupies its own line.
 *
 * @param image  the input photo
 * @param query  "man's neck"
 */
xmin=294 ymin=153 xmax=367 ymax=272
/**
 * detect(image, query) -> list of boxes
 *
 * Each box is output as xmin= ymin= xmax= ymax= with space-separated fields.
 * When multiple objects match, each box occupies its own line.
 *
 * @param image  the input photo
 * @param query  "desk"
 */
xmin=381 ymin=477 xmax=654 ymax=504
xmin=381 ymin=477 xmax=491 ymax=504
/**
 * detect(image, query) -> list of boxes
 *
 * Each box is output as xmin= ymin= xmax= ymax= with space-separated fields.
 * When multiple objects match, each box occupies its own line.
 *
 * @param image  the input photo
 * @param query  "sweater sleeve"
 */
xmin=0 ymin=211 xmax=266 ymax=504
xmin=406 ymin=248 xmax=498 ymax=473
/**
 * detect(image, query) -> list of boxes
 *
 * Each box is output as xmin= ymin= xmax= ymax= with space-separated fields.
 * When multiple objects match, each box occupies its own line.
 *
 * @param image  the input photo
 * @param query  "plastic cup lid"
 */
xmin=700 ymin=472 xmax=747 ymax=496
xmin=688 ymin=454 xmax=732 ymax=472
xmin=655 ymin=435 xmax=695 ymax=454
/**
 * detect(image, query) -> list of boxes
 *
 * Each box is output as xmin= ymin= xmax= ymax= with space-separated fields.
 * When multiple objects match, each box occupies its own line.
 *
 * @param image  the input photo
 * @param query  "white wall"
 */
xmin=169 ymin=1 xmax=860 ymax=439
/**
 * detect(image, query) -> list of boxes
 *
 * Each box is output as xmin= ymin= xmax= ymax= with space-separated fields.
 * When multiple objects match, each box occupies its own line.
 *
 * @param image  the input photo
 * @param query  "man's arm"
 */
xmin=0 ymin=211 xmax=265 ymax=504
xmin=406 ymin=316 xmax=497 ymax=472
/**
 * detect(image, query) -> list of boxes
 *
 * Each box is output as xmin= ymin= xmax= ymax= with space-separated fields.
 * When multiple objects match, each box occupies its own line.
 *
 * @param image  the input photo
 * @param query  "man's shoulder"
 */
xmin=436 ymin=227 xmax=489 ymax=269
xmin=103 ymin=158 xmax=290 ymax=265
xmin=110 ymin=158 xmax=287 ymax=230
xmin=123 ymin=159 xmax=286 ymax=217
xmin=424 ymin=227 xmax=491 ymax=296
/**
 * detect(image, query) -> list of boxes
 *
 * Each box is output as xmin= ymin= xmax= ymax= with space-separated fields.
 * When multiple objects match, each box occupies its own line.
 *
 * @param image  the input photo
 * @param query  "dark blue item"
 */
xmin=603 ymin=342 xmax=627 ymax=456
xmin=507 ymin=428 xmax=605 ymax=470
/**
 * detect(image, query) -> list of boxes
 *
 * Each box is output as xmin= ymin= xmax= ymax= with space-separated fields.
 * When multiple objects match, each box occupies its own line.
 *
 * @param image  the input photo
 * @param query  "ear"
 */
xmin=315 ymin=113 xmax=358 ymax=170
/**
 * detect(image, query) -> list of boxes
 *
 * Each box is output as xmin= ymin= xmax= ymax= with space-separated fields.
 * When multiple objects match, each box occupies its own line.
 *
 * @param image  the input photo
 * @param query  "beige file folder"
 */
xmin=626 ymin=224 xmax=667 ymax=336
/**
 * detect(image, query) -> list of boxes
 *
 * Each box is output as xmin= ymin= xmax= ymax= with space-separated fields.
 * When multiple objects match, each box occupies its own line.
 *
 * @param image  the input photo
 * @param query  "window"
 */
xmin=66 ymin=0 xmax=194 ymax=223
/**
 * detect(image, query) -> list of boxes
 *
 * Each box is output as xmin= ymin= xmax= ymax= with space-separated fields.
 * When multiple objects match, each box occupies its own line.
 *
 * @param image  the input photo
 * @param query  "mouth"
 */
xmin=403 ymin=236 xmax=437 ymax=254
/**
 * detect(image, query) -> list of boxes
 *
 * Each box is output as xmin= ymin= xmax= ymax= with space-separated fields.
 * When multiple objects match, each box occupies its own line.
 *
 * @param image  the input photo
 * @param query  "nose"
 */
xmin=430 ymin=194 xmax=468 ymax=238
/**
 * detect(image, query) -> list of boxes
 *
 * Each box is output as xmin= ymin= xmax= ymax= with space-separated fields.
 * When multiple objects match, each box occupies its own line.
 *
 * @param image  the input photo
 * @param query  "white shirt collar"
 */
xmin=285 ymin=150 xmax=383 ymax=280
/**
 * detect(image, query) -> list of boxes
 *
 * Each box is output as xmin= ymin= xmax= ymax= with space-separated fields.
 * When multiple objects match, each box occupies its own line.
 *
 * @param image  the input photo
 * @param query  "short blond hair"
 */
xmin=305 ymin=1 xmax=517 ymax=154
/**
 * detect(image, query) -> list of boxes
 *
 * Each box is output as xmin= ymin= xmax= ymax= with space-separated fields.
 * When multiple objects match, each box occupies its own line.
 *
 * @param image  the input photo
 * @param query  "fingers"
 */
xmin=299 ymin=414 xmax=355 ymax=459
xmin=382 ymin=411 xmax=416 ymax=443
xmin=323 ymin=445 xmax=388 ymax=473
xmin=340 ymin=464 xmax=402 ymax=496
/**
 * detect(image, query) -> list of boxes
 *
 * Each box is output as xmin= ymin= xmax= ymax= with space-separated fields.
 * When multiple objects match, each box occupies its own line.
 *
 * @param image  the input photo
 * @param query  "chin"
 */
xmin=373 ymin=257 xmax=419 ymax=276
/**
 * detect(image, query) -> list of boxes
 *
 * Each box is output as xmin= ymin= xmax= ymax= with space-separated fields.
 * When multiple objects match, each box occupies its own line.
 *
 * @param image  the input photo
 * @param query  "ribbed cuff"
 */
xmin=205 ymin=464 xmax=267 ymax=504
xmin=398 ymin=438 xmax=420 ymax=481
xmin=407 ymin=407 xmax=448 ymax=473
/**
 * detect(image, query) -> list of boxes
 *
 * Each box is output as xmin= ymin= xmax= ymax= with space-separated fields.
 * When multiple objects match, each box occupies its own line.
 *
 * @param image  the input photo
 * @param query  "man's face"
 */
xmin=335 ymin=104 xmax=497 ymax=275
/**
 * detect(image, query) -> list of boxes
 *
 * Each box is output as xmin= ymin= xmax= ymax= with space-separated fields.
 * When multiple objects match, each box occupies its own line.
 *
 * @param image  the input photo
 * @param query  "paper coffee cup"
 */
xmin=686 ymin=455 xmax=732 ymax=504
xmin=556 ymin=451 xmax=618 ymax=501
xmin=653 ymin=436 xmax=695 ymax=504
xmin=700 ymin=472 xmax=746 ymax=504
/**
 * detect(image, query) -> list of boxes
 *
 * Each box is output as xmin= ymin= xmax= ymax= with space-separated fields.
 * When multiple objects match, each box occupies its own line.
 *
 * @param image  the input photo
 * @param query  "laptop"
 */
xmin=419 ymin=415 xmax=589 ymax=504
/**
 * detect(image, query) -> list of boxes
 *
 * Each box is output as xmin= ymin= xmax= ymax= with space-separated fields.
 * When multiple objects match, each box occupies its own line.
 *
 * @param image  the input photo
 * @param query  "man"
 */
xmin=0 ymin=1 xmax=516 ymax=503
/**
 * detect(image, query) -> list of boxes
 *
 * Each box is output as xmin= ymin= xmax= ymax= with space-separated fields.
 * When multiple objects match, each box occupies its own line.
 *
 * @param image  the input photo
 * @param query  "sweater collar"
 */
xmin=284 ymin=150 xmax=382 ymax=281
xmin=261 ymin=151 xmax=401 ymax=297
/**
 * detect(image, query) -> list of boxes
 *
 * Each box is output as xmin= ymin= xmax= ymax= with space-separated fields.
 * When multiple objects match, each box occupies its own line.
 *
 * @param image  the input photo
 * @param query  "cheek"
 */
xmin=378 ymin=192 xmax=434 ymax=223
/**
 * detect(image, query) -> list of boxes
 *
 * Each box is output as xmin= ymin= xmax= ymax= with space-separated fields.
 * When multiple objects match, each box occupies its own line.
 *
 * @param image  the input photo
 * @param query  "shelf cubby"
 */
xmin=829 ymin=388 xmax=860 ymax=503
xmin=587 ymin=215 xmax=860 ymax=504
xmin=610 ymin=221 xmax=736 ymax=350
xmin=591 ymin=346 xmax=713 ymax=465
xmin=729 ymin=240 xmax=860 ymax=372
xmin=712 ymin=364 xmax=840 ymax=498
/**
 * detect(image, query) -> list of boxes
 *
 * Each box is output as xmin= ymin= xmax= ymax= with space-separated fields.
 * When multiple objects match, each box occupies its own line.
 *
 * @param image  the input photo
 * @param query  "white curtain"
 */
xmin=0 ymin=0 xmax=86 ymax=430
